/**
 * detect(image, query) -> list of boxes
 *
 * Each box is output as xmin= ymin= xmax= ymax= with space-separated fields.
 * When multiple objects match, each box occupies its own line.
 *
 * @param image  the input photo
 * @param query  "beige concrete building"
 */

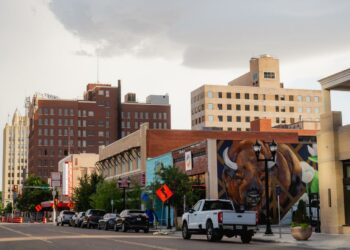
xmin=58 ymin=153 xmax=98 ymax=200
xmin=2 ymin=110 xmax=29 ymax=208
xmin=317 ymin=68 xmax=350 ymax=234
xmin=191 ymin=55 xmax=322 ymax=131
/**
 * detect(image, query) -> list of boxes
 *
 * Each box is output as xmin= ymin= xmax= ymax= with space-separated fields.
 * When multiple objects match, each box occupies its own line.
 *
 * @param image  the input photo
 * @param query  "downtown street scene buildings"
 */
xmin=2 ymin=56 xmax=350 ymax=238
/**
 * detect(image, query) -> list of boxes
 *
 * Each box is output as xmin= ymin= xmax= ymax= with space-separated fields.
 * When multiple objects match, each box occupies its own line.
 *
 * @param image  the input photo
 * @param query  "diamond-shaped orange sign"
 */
xmin=156 ymin=184 xmax=173 ymax=203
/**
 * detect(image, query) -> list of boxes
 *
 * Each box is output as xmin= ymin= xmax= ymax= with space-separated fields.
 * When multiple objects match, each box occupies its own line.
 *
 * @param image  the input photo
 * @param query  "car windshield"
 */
xmin=91 ymin=210 xmax=105 ymax=216
xmin=202 ymin=201 xmax=234 ymax=211
xmin=128 ymin=210 xmax=145 ymax=215
xmin=63 ymin=211 xmax=76 ymax=215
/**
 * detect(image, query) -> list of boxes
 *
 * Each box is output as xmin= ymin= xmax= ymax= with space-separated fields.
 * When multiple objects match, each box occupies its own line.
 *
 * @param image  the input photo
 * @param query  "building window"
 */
xmin=227 ymin=104 xmax=232 ymax=110
xmin=236 ymin=116 xmax=241 ymax=122
xmin=106 ymin=90 xmax=110 ymax=97
xmin=254 ymin=105 xmax=259 ymax=111
xmin=236 ymin=104 xmax=241 ymax=111
xmin=245 ymin=117 xmax=250 ymax=123
xmin=275 ymin=95 xmax=279 ymax=101
xmin=98 ymin=90 xmax=104 ymax=95
xmin=244 ymin=93 xmax=249 ymax=99
xmin=314 ymin=107 xmax=319 ymax=113
xmin=276 ymin=117 xmax=280 ymax=123
xmin=218 ymin=104 xmax=222 ymax=110
xmin=314 ymin=96 xmax=319 ymax=102
xmin=306 ymin=96 xmax=311 ymax=102
xmin=235 ymin=93 xmax=241 ymax=99
xmin=163 ymin=122 xmax=167 ymax=129
xmin=208 ymin=103 xmax=213 ymax=110
xmin=289 ymin=95 xmax=294 ymax=101
xmin=218 ymin=92 xmax=222 ymax=98
xmin=208 ymin=115 xmax=214 ymax=122
xmin=227 ymin=116 xmax=232 ymax=122
xmin=306 ymin=107 xmax=311 ymax=113
xmin=276 ymin=106 xmax=279 ymax=112
xmin=264 ymin=72 xmax=275 ymax=79
xmin=163 ymin=113 xmax=166 ymax=119
xmin=245 ymin=105 xmax=250 ymax=111
xmin=297 ymin=95 xmax=302 ymax=101
xmin=298 ymin=107 xmax=303 ymax=113
xmin=227 ymin=92 xmax=232 ymax=99
xmin=218 ymin=115 xmax=223 ymax=122
xmin=153 ymin=122 xmax=157 ymax=128
xmin=88 ymin=111 xmax=94 ymax=116
xmin=237 ymin=128 xmax=242 ymax=131
xmin=207 ymin=91 xmax=213 ymax=98
xmin=290 ymin=107 xmax=295 ymax=112
xmin=254 ymin=94 xmax=258 ymax=100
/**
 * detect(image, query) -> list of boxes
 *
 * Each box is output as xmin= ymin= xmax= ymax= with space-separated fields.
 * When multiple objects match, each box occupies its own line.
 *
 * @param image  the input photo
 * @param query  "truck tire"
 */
xmin=206 ymin=220 xmax=222 ymax=242
xmin=182 ymin=222 xmax=191 ymax=240
xmin=241 ymin=231 xmax=253 ymax=244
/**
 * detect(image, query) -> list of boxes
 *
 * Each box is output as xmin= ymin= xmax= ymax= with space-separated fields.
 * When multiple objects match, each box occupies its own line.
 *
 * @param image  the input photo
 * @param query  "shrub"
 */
xmin=291 ymin=200 xmax=310 ymax=227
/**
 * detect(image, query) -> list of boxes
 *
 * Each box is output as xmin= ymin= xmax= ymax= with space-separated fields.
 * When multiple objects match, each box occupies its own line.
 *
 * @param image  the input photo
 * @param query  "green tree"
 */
xmin=73 ymin=172 xmax=104 ymax=211
xmin=4 ymin=202 xmax=12 ymax=214
xmin=126 ymin=182 xmax=142 ymax=210
xmin=16 ymin=175 xmax=51 ymax=212
xmin=90 ymin=180 xmax=122 ymax=213
xmin=148 ymin=165 xmax=200 ymax=227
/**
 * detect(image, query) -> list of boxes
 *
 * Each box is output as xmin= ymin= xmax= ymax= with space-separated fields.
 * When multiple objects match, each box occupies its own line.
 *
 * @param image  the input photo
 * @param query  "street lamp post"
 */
xmin=253 ymin=140 xmax=277 ymax=235
xmin=118 ymin=177 xmax=131 ymax=211
xmin=52 ymin=189 xmax=57 ymax=225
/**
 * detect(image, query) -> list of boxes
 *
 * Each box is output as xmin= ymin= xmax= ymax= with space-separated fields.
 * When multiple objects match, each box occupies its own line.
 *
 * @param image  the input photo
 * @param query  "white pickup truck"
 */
xmin=182 ymin=199 xmax=257 ymax=243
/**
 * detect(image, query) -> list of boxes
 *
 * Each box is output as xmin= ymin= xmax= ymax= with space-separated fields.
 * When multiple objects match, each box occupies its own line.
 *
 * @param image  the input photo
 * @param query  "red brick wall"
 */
xmin=146 ymin=129 xmax=298 ymax=158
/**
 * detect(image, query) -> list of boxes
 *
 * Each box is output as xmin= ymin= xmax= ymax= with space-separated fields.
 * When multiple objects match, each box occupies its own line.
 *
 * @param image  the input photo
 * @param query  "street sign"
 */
xmin=35 ymin=204 xmax=42 ymax=212
xmin=156 ymin=184 xmax=173 ymax=203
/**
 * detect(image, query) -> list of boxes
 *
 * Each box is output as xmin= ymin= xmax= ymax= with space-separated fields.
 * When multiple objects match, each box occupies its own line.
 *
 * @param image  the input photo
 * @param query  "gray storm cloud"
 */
xmin=49 ymin=0 xmax=350 ymax=68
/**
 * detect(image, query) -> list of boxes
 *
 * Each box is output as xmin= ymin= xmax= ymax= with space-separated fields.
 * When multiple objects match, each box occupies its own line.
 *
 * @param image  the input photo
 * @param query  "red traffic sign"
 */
xmin=35 ymin=204 xmax=42 ymax=212
xmin=156 ymin=184 xmax=173 ymax=203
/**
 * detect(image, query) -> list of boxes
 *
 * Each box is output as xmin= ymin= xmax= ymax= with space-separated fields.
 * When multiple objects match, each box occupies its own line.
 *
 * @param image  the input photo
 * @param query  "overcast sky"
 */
xmin=1 ymin=0 xmax=350 ymax=189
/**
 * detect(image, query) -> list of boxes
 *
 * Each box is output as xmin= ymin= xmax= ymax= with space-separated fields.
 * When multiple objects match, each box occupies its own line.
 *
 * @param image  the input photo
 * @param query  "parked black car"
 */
xmin=98 ymin=213 xmax=119 ymax=230
xmin=56 ymin=210 xmax=76 ymax=226
xmin=69 ymin=213 xmax=78 ymax=227
xmin=81 ymin=209 xmax=106 ymax=229
xmin=74 ymin=212 xmax=85 ymax=227
xmin=114 ymin=210 xmax=149 ymax=233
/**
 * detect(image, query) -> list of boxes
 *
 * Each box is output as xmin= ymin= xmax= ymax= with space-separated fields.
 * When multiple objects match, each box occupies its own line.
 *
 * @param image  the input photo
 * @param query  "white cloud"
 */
xmin=49 ymin=0 xmax=350 ymax=68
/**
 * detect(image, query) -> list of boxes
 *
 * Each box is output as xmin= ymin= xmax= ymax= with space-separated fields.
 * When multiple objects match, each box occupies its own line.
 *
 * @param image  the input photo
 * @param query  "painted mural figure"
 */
xmin=218 ymin=140 xmax=318 ymax=222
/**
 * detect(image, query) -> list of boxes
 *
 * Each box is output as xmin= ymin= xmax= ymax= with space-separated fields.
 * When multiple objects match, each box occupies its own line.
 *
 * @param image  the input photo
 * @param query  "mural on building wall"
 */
xmin=217 ymin=140 xmax=318 ymax=222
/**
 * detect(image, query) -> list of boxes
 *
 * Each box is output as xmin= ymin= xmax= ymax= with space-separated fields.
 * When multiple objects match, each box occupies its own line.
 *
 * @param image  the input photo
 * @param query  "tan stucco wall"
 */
xmin=317 ymin=111 xmax=347 ymax=233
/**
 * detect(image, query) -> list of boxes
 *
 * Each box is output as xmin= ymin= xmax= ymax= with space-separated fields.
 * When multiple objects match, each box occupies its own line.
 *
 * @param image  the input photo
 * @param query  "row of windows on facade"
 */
xmin=204 ymin=104 xmax=319 ymax=113
xmin=103 ymin=158 xmax=141 ymax=176
xmin=193 ymin=104 xmax=319 ymax=115
xmin=38 ymin=101 xmax=111 ymax=117
xmin=121 ymin=111 xmax=168 ymax=120
xmin=121 ymin=121 xmax=168 ymax=129
xmin=7 ymin=172 xmax=25 ymax=178
xmin=193 ymin=92 xmax=320 ymax=103
xmin=7 ymin=166 xmax=26 ymax=172
xmin=38 ymin=128 xmax=110 ymax=137
xmin=7 ymin=159 xmax=27 ymax=164
xmin=37 ymin=139 xmax=108 ymax=147
xmin=7 ymin=179 xmax=23 ymax=185
xmin=193 ymin=115 xmax=298 ymax=125
xmin=37 ymin=118 xmax=110 ymax=128
xmin=8 ymin=137 xmax=28 ymax=142
xmin=8 ymin=149 xmax=28 ymax=156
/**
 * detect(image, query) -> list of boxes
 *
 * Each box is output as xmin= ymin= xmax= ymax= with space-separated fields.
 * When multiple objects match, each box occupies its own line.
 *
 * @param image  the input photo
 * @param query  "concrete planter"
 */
xmin=291 ymin=225 xmax=312 ymax=241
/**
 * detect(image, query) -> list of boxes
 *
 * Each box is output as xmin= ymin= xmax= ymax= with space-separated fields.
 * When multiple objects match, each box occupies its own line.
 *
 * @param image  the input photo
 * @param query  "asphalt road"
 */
xmin=0 ymin=223 xmax=314 ymax=250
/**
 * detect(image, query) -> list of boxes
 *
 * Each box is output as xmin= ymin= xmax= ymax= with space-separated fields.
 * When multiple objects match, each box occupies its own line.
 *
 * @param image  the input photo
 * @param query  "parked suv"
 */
xmin=81 ymin=209 xmax=106 ymax=229
xmin=74 ymin=212 xmax=85 ymax=227
xmin=57 ymin=210 xmax=76 ymax=226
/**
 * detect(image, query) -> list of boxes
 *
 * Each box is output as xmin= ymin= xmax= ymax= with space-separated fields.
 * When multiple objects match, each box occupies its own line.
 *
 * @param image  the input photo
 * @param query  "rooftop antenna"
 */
xmin=96 ymin=51 xmax=100 ymax=84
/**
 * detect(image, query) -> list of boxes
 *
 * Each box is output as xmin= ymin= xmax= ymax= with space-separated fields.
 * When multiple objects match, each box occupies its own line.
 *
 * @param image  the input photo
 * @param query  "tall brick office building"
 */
xmin=28 ymin=82 xmax=171 ymax=179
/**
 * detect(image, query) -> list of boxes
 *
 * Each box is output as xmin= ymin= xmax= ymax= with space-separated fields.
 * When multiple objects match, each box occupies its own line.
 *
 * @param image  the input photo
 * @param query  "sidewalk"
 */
xmin=253 ymin=225 xmax=350 ymax=249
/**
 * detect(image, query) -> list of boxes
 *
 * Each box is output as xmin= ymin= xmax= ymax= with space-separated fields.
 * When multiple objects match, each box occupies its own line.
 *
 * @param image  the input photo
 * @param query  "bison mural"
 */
xmin=217 ymin=140 xmax=318 ymax=222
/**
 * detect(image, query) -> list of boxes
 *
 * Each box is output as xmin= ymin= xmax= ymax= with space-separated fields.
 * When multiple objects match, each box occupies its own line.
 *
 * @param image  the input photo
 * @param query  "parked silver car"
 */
xmin=57 ymin=210 xmax=76 ymax=226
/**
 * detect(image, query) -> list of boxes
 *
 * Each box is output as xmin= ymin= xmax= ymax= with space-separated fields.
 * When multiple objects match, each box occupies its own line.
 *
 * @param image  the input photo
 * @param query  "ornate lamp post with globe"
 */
xmin=253 ymin=140 xmax=277 ymax=235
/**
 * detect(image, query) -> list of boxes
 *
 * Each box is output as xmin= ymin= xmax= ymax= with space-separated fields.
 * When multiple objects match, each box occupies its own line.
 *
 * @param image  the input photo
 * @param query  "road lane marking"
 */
xmin=113 ymin=239 xmax=176 ymax=250
xmin=0 ymin=234 xmax=176 ymax=243
xmin=0 ymin=225 xmax=53 ymax=244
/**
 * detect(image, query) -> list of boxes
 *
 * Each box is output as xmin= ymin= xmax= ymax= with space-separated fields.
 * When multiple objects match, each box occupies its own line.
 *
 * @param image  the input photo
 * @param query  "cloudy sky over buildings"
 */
xmin=1 ymin=0 xmax=350 ymax=187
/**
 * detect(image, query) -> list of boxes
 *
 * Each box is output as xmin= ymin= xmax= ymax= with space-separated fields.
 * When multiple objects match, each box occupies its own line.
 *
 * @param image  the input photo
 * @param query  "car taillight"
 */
xmin=218 ymin=212 xmax=223 ymax=224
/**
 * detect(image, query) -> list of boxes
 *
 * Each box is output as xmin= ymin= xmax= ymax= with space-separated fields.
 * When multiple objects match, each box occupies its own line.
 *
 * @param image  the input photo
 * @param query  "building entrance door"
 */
xmin=343 ymin=161 xmax=350 ymax=225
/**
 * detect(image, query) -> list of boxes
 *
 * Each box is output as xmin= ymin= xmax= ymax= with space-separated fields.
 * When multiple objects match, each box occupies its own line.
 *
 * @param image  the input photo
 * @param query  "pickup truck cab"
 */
xmin=182 ymin=199 xmax=257 ymax=243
